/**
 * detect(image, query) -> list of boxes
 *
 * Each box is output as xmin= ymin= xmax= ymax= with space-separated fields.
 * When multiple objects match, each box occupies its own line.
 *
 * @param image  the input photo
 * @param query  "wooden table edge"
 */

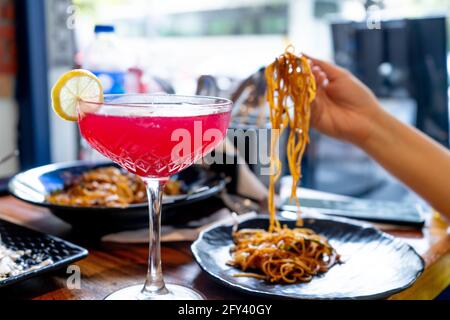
xmin=389 ymin=245 xmax=450 ymax=300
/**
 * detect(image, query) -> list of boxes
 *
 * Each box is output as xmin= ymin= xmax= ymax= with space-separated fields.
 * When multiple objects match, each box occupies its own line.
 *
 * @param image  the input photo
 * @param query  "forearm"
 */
xmin=360 ymin=107 xmax=450 ymax=219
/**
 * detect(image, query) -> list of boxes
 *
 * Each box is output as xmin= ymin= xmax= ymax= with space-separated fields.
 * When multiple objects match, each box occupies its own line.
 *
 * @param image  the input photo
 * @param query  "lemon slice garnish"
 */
xmin=51 ymin=69 xmax=103 ymax=121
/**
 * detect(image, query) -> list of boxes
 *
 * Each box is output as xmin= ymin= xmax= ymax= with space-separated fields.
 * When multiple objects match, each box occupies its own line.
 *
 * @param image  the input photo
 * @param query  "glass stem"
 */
xmin=141 ymin=178 xmax=169 ymax=297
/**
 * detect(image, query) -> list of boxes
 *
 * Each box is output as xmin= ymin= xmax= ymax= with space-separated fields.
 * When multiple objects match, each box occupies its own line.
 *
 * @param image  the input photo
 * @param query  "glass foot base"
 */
xmin=104 ymin=284 xmax=205 ymax=300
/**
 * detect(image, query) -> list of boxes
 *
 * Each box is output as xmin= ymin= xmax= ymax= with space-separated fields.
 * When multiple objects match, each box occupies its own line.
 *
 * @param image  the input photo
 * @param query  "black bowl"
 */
xmin=8 ymin=161 xmax=225 ymax=232
xmin=191 ymin=214 xmax=425 ymax=300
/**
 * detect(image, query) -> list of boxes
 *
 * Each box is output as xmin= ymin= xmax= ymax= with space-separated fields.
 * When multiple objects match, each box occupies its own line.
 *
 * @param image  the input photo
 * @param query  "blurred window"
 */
xmin=156 ymin=5 xmax=288 ymax=37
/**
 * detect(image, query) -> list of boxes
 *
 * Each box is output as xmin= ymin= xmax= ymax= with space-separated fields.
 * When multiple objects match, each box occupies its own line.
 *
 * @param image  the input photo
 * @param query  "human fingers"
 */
xmin=312 ymin=66 xmax=329 ymax=87
xmin=303 ymin=54 xmax=348 ymax=81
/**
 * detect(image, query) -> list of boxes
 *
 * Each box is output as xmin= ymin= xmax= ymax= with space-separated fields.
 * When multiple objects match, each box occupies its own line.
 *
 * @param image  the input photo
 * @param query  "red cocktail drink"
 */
xmin=79 ymin=94 xmax=232 ymax=300
xmin=79 ymin=111 xmax=230 ymax=177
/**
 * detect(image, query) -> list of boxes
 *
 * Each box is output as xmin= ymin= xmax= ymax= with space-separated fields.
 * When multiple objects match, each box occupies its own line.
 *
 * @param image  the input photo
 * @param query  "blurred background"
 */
xmin=1 ymin=0 xmax=449 ymax=202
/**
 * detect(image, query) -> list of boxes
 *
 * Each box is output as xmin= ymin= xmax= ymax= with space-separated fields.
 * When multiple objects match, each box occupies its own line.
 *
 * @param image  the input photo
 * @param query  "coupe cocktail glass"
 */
xmin=78 ymin=94 xmax=232 ymax=300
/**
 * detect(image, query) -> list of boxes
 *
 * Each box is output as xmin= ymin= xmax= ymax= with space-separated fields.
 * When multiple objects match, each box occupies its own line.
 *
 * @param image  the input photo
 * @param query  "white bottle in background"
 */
xmin=82 ymin=25 xmax=130 ymax=94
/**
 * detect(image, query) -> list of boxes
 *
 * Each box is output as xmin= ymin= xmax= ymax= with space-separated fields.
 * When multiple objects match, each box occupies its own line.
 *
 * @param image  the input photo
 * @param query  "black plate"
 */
xmin=8 ymin=161 xmax=225 ymax=231
xmin=0 ymin=218 xmax=88 ymax=288
xmin=191 ymin=215 xmax=425 ymax=300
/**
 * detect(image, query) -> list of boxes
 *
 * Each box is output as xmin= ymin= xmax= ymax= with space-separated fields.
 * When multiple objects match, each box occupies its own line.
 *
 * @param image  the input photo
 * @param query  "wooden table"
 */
xmin=0 ymin=195 xmax=449 ymax=300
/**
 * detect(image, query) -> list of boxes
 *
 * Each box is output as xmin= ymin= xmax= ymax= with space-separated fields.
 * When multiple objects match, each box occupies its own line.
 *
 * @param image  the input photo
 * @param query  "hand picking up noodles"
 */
xmin=228 ymin=47 xmax=340 ymax=284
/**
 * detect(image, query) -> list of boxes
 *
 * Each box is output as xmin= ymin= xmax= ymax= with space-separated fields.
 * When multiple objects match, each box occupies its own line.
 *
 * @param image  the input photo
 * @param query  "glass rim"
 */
xmin=81 ymin=93 xmax=233 ymax=109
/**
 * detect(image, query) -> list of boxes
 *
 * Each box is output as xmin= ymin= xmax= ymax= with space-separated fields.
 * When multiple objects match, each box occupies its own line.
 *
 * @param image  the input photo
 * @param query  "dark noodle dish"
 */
xmin=46 ymin=166 xmax=182 ymax=208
